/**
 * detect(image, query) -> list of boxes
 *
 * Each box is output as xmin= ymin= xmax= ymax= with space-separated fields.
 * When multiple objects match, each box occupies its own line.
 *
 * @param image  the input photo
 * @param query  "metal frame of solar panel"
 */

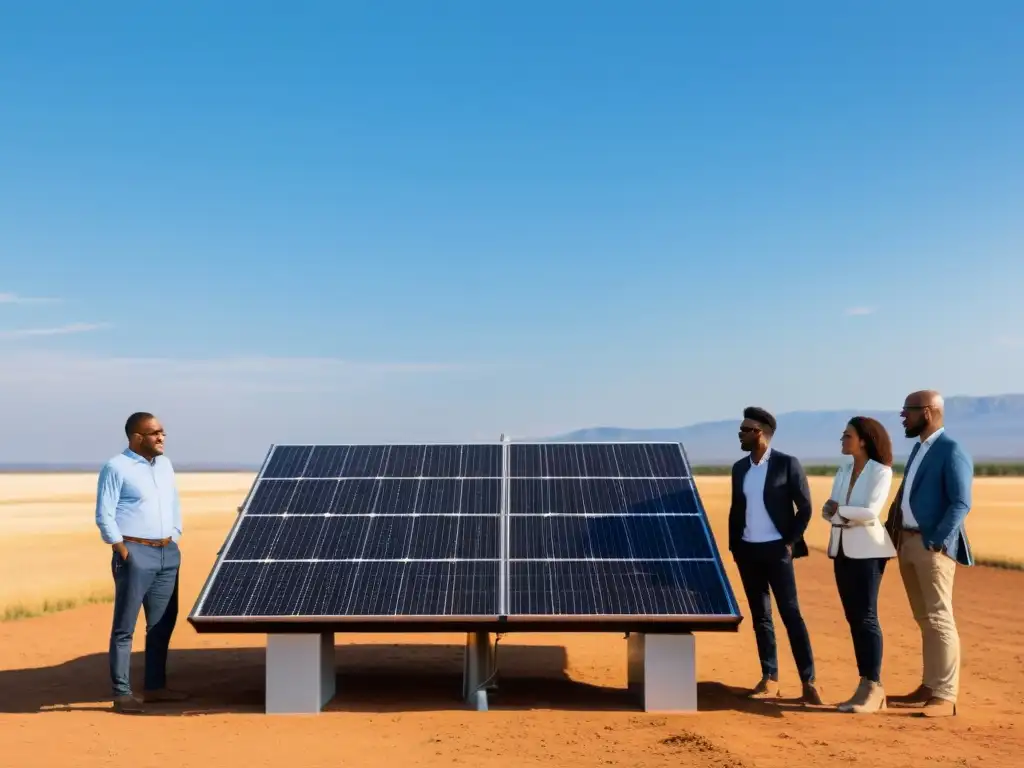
xmin=188 ymin=440 xmax=742 ymax=715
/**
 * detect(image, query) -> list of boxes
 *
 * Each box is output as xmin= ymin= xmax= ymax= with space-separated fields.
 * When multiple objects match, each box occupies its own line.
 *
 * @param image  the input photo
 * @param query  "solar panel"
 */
xmin=508 ymin=442 xmax=688 ymax=478
xmin=192 ymin=444 xmax=503 ymax=625
xmin=503 ymin=442 xmax=736 ymax=624
xmin=199 ymin=561 xmax=498 ymax=618
xmin=190 ymin=441 xmax=740 ymax=633
xmin=262 ymin=444 xmax=502 ymax=479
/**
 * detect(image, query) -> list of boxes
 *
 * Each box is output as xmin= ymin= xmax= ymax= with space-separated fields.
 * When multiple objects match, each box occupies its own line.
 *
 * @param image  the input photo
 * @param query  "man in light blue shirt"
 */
xmin=95 ymin=411 xmax=188 ymax=712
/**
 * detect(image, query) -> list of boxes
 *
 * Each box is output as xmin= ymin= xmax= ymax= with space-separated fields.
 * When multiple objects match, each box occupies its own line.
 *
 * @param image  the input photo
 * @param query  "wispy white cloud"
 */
xmin=0 ymin=322 xmax=111 ymax=339
xmin=0 ymin=292 xmax=61 ymax=304
xmin=844 ymin=306 xmax=876 ymax=316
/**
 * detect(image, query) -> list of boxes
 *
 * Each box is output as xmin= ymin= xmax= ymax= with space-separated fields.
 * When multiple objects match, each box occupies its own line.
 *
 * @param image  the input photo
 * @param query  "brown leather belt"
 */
xmin=123 ymin=535 xmax=172 ymax=547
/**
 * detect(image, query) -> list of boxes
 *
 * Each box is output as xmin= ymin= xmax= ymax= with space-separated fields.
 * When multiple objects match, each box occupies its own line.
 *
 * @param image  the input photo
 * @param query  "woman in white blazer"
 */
xmin=822 ymin=416 xmax=897 ymax=714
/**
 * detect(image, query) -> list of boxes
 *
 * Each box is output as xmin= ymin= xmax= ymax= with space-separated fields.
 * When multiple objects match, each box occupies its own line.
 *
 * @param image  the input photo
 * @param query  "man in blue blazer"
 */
xmin=884 ymin=390 xmax=973 ymax=717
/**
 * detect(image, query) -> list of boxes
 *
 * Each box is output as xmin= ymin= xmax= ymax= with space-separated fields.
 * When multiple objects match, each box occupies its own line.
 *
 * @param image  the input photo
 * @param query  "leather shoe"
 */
xmin=917 ymin=696 xmax=957 ymax=717
xmin=112 ymin=694 xmax=144 ymax=713
xmin=747 ymin=676 xmax=781 ymax=699
xmin=143 ymin=688 xmax=189 ymax=703
xmin=799 ymin=681 xmax=824 ymax=706
xmin=888 ymin=684 xmax=932 ymax=705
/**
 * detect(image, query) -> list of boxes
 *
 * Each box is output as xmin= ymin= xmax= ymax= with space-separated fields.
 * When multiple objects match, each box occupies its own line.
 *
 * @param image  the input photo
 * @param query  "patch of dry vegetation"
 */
xmin=3 ymin=590 xmax=113 ymax=622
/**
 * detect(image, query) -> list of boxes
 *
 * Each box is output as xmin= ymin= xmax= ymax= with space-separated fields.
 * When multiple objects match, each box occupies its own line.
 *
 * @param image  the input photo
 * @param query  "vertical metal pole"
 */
xmin=463 ymin=631 xmax=492 ymax=710
xmin=499 ymin=434 xmax=510 ymax=618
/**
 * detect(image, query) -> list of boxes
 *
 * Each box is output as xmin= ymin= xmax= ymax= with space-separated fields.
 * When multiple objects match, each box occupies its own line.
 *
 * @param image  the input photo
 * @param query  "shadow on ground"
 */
xmin=695 ymin=682 xmax=786 ymax=719
xmin=0 ymin=643 xmax=613 ymax=715
xmin=0 ymin=643 xmax=776 ymax=716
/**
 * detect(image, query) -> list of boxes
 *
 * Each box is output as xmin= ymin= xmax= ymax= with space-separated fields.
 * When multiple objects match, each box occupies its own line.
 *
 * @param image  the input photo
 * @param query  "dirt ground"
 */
xmin=1 ymin=473 xmax=1021 ymax=768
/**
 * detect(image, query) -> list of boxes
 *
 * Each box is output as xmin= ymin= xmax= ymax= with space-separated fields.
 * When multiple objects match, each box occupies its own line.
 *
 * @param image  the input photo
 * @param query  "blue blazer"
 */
xmin=884 ymin=432 xmax=974 ymax=566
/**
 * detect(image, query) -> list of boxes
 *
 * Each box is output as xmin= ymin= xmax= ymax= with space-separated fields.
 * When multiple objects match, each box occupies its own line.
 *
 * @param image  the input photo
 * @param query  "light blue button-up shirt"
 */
xmin=95 ymin=449 xmax=183 ymax=544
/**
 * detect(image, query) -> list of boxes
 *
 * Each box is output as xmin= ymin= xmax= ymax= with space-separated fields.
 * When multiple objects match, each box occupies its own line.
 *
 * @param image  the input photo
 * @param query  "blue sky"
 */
xmin=2 ymin=1 xmax=1022 ymax=463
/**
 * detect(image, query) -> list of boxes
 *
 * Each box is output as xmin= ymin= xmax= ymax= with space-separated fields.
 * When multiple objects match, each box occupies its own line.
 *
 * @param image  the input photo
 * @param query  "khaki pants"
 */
xmin=897 ymin=532 xmax=960 ymax=701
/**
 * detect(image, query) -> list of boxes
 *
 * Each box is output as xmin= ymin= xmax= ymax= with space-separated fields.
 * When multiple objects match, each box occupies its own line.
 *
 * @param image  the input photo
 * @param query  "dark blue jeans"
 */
xmin=833 ymin=546 xmax=887 ymax=683
xmin=734 ymin=539 xmax=816 ymax=683
xmin=109 ymin=540 xmax=181 ymax=697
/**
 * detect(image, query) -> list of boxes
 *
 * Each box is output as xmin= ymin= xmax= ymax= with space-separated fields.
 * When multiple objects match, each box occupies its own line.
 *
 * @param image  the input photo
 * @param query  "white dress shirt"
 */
xmin=742 ymin=447 xmax=782 ymax=543
xmin=901 ymin=427 xmax=945 ymax=529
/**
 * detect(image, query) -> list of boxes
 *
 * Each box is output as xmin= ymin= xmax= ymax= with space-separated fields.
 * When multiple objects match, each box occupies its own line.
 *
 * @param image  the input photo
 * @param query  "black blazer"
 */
xmin=728 ymin=448 xmax=813 ymax=558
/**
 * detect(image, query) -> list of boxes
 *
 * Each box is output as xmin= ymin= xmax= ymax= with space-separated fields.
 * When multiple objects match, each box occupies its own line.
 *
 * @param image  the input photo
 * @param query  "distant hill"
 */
xmin=545 ymin=394 xmax=1024 ymax=465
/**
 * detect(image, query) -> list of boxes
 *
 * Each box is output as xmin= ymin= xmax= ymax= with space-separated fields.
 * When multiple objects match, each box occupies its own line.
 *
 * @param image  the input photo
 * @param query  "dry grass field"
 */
xmin=0 ymin=472 xmax=255 ymax=616
xmin=1 ymin=471 xmax=1022 ymax=768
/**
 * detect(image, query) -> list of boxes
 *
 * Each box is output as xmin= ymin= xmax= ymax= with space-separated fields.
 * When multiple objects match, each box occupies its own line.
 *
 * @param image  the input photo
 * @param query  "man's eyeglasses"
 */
xmin=738 ymin=426 xmax=760 ymax=434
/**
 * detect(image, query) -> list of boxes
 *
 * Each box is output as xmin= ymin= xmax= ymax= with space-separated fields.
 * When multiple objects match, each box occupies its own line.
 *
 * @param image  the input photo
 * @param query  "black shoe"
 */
xmin=112 ymin=694 xmax=144 ymax=713
xmin=800 ymin=681 xmax=824 ymax=706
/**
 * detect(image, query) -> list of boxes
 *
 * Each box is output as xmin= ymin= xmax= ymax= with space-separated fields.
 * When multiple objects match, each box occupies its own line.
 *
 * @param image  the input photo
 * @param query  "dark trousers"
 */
xmin=833 ymin=544 xmax=887 ymax=683
xmin=734 ymin=540 xmax=815 ymax=683
xmin=109 ymin=539 xmax=181 ymax=697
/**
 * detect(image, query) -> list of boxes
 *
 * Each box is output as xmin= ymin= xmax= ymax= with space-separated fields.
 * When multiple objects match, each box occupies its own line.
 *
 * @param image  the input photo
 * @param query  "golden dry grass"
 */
xmin=1 ymin=471 xmax=1022 ymax=620
xmin=0 ymin=472 xmax=255 ymax=617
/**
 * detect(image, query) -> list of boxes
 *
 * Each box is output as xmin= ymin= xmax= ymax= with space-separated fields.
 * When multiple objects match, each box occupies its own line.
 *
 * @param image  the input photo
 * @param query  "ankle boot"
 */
xmin=836 ymin=678 xmax=869 ymax=712
xmin=842 ymin=679 xmax=886 ymax=714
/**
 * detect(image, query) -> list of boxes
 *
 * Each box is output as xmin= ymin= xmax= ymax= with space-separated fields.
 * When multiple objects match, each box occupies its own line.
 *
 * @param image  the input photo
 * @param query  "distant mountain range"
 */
xmin=546 ymin=394 xmax=1024 ymax=465
xmin=2 ymin=395 xmax=1019 ymax=472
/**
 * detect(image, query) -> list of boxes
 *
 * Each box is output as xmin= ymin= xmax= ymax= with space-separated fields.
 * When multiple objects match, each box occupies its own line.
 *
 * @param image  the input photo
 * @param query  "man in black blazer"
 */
xmin=729 ymin=406 xmax=822 ymax=704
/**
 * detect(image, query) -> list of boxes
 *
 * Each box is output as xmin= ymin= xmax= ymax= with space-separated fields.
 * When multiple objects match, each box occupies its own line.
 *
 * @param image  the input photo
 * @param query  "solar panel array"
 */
xmin=190 ymin=442 xmax=741 ymax=631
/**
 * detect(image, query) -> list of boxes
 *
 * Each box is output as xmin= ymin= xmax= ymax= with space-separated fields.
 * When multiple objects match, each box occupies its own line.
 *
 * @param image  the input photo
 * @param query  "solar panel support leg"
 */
xmin=462 ymin=631 xmax=494 ymax=710
xmin=627 ymin=633 xmax=697 ymax=712
xmin=265 ymin=632 xmax=336 ymax=714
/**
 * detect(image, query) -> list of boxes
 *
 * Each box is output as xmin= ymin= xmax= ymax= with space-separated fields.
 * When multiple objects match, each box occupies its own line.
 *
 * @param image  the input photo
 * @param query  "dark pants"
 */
xmin=734 ymin=540 xmax=815 ymax=683
xmin=109 ymin=539 xmax=181 ymax=697
xmin=833 ymin=543 xmax=887 ymax=683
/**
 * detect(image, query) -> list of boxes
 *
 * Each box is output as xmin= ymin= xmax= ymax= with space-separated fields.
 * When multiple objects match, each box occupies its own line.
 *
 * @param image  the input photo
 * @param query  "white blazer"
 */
xmin=823 ymin=458 xmax=897 ymax=559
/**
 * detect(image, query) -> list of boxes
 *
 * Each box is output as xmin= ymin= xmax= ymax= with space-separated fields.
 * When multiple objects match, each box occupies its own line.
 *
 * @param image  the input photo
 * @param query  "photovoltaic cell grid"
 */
xmin=506 ymin=443 xmax=734 ymax=618
xmin=192 ymin=442 xmax=740 ymax=626
xmin=196 ymin=444 xmax=502 ymax=619
xmin=262 ymin=443 xmax=502 ymax=479
xmin=508 ymin=442 xmax=689 ymax=479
